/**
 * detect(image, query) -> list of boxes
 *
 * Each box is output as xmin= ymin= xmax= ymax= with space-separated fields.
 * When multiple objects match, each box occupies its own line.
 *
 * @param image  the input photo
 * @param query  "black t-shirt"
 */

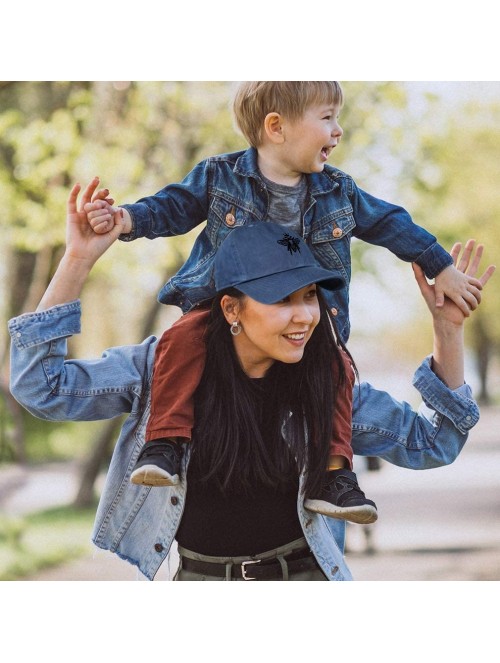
xmin=176 ymin=470 xmax=303 ymax=556
xmin=176 ymin=379 xmax=304 ymax=556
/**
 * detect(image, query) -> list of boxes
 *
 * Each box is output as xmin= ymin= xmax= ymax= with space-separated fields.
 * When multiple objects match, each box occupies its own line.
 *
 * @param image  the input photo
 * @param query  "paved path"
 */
xmin=2 ymin=406 xmax=500 ymax=581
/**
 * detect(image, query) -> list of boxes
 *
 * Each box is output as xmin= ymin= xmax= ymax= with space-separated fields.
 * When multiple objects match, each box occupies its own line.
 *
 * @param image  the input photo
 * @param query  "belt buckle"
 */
xmin=241 ymin=559 xmax=261 ymax=580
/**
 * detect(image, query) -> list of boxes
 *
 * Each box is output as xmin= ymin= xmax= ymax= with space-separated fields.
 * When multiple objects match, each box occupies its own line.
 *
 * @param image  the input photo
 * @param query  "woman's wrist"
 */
xmin=36 ymin=253 xmax=93 ymax=311
xmin=431 ymin=321 xmax=465 ymax=390
xmin=59 ymin=253 xmax=95 ymax=280
xmin=432 ymin=318 xmax=464 ymax=341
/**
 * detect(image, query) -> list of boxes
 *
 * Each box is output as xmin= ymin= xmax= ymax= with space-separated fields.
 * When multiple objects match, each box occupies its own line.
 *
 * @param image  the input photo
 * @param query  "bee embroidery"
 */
xmin=277 ymin=233 xmax=301 ymax=255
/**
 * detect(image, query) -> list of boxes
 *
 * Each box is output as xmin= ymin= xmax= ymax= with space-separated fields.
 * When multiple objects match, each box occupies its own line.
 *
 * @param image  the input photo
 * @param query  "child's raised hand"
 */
xmin=434 ymin=241 xmax=486 ymax=316
xmin=413 ymin=239 xmax=495 ymax=326
xmin=65 ymin=179 xmax=127 ymax=265
xmin=83 ymin=176 xmax=121 ymax=235
xmin=85 ymin=199 xmax=120 ymax=234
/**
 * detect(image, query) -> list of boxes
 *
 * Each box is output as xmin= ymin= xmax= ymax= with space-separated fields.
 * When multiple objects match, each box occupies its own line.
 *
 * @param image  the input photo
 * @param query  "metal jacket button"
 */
xmin=332 ymin=227 xmax=342 ymax=238
xmin=225 ymin=213 xmax=236 ymax=226
xmin=331 ymin=307 xmax=338 ymax=316
xmin=154 ymin=543 xmax=164 ymax=553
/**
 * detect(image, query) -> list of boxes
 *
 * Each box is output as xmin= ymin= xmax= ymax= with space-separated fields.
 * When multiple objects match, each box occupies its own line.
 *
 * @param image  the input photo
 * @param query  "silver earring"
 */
xmin=230 ymin=321 xmax=242 ymax=336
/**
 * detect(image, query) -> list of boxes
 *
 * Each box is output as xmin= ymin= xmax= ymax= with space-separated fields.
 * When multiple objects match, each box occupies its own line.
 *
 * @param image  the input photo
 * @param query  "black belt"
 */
xmin=180 ymin=548 xmax=320 ymax=580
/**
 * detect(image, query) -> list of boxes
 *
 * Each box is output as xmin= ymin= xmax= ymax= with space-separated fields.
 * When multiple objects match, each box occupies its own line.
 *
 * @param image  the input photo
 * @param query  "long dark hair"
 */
xmin=190 ymin=289 xmax=355 ymax=497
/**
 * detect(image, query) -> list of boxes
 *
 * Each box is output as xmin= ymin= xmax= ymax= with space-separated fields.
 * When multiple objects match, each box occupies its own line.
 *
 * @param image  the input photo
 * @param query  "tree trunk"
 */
xmin=0 ymin=377 xmax=26 ymax=463
xmin=73 ymin=417 xmax=125 ymax=508
xmin=471 ymin=316 xmax=493 ymax=405
xmin=73 ymin=262 xmax=183 ymax=508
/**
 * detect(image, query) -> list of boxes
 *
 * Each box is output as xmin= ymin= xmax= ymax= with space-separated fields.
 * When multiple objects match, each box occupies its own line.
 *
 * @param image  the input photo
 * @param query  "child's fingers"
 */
xmin=92 ymin=187 xmax=112 ymax=202
xmin=89 ymin=217 xmax=114 ymax=234
xmin=462 ymin=289 xmax=480 ymax=310
xmin=84 ymin=200 xmax=118 ymax=216
xmin=453 ymin=297 xmax=471 ymax=317
xmin=84 ymin=202 xmax=101 ymax=214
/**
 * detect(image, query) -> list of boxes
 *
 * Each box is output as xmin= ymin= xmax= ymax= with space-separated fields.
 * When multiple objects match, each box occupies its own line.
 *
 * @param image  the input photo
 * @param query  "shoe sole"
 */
xmin=304 ymin=499 xmax=378 ymax=524
xmin=130 ymin=464 xmax=180 ymax=487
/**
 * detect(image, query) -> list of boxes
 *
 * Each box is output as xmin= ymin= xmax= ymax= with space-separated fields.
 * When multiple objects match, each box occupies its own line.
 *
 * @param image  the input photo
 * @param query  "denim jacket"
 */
xmin=9 ymin=302 xmax=479 ymax=581
xmin=121 ymin=147 xmax=453 ymax=342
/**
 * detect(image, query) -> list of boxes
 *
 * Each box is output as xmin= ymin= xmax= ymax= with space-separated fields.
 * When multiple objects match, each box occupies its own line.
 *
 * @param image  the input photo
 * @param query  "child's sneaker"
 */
xmin=304 ymin=468 xmax=378 ymax=524
xmin=130 ymin=439 xmax=183 ymax=487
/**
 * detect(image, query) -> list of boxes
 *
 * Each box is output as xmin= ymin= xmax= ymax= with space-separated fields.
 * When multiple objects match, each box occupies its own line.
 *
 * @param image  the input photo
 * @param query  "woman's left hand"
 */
xmin=413 ymin=239 xmax=496 ymax=327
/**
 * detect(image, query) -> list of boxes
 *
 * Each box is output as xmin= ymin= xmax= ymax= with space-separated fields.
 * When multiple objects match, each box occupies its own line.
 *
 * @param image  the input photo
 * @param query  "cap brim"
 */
xmin=233 ymin=266 xmax=344 ymax=304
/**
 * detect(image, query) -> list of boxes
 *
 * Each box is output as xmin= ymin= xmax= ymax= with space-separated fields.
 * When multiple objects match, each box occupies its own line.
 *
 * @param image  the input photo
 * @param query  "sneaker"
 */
xmin=304 ymin=468 xmax=378 ymax=524
xmin=130 ymin=439 xmax=183 ymax=487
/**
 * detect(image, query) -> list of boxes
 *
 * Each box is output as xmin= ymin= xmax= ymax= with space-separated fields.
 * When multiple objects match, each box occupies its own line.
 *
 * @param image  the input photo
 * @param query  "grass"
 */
xmin=0 ymin=504 xmax=97 ymax=581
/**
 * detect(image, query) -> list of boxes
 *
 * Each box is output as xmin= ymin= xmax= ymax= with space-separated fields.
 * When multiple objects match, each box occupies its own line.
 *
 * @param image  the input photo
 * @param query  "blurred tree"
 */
xmin=407 ymin=97 xmax=500 ymax=402
xmin=0 ymin=81 xmax=242 ymax=467
xmin=1 ymin=81 xmax=91 ymax=462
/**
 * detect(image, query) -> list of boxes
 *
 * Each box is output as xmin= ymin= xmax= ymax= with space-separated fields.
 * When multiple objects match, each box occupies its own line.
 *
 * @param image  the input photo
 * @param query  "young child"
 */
xmin=85 ymin=81 xmax=481 ymax=524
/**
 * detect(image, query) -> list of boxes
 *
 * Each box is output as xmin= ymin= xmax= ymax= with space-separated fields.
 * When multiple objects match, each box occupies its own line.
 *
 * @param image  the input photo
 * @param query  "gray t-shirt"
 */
xmin=261 ymin=174 xmax=308 ymax=235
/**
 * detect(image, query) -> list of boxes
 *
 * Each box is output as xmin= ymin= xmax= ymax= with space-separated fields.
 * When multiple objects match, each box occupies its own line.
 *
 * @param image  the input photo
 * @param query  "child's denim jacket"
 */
xmin=121 ymin=147 xmax=453 ymax=342
xmin=9 ymin=302 xmax=479 ymax=580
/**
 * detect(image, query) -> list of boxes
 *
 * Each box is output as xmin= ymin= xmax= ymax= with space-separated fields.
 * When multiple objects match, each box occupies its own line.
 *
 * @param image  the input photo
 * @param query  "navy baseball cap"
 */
xmin=214 ymin=222 xmax=344 ymax=304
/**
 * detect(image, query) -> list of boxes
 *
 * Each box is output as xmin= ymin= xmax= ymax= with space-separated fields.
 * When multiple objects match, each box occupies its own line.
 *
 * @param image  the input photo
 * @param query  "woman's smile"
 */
xmin=227 ymin=285 xmax=321 ymax=378
xmin=282 ymin=331 xmax=308 ymax=346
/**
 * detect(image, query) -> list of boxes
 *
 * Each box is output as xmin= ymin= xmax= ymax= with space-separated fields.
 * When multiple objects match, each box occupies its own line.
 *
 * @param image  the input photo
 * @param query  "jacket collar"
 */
xmin=233 ymin=147 xmax=340 ymax=195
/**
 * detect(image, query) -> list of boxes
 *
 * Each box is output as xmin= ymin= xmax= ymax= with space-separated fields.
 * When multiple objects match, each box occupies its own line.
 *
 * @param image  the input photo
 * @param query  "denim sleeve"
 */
xmin=351 ymin=356 xmax=479 ymax=469
xmin=118 ymin=159 xmax=211 ymax=241
xmin=349 ymin=179 xmax=453 ymax=279
xmin=9 ymin=302 xmax=156 ymax=422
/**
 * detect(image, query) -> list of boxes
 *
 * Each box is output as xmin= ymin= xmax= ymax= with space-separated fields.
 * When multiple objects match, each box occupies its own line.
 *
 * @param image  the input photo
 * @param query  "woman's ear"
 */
xmin=220 ymin=295 xmax=241 ymax=324
xmin=263 ymin=112 xmax=285 ymax=144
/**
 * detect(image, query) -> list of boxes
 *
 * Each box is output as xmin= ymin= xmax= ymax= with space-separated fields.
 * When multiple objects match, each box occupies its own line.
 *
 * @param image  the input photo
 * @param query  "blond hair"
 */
xmin=232 ymin=81 xmax=344 ymax=147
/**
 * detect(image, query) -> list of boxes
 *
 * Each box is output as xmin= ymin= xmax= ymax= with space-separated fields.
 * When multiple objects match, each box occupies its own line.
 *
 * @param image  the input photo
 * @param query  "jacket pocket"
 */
xmin=309 ymin=209 xmax=355 ymax=278
xmin=207 ymin=193 xmax=255 ymax=247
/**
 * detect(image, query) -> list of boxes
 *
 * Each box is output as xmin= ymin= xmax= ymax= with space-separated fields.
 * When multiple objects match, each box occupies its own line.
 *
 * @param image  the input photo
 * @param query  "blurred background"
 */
xmin=0 ymin=81 xmax=499 ymax=581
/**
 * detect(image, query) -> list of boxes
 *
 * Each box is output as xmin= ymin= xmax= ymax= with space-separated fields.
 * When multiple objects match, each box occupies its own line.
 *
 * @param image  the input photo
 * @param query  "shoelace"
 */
xmin=140 ymin=442 xmax=182 ymax=461
xmin=328 ymin=476 xmax=366 ymax=498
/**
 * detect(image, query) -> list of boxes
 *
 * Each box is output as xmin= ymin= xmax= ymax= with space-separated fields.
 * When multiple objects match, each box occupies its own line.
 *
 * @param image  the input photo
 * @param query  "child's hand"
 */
xmin=413 ymin=239 xmax=495 ymax=326
xmin=85 ymin=199 xmax=120 ymax=234
xmin=82 ymin=176 xmax=121 ymax=235
xmin=434 ymin=241 xmax=485 ymax=316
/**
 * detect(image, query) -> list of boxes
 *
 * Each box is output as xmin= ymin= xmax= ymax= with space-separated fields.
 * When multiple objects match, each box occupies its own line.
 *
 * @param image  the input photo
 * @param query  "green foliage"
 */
xmin=24 ymin=415 xmax=104 ymax=462
xmin=0 ymin=504 xmax=96 ymax=580
xmin=408 ymin=97 xmax=500 ymax=348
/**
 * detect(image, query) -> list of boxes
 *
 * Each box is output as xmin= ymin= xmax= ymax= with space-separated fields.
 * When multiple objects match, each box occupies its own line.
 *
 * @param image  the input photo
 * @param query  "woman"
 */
xmin=9 ymin=180 xmax=494 ymax=581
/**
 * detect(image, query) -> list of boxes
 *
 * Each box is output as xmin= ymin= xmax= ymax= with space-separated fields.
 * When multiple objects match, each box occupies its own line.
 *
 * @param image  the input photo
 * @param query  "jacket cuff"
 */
xmin=118 ymin=203 xmax=149 ymax=242
xmin=412 ymin=356 xmax=479 ymax=433
xmin=8 ymin=301 xmax=81 ymax=349
xmin=414 ymin=243 xmax=454 ymax=279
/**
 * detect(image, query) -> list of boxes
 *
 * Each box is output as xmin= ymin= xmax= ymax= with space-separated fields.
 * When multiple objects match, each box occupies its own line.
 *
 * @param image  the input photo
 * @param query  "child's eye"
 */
xmin=306 ymin=288 xmax=317 ymax=299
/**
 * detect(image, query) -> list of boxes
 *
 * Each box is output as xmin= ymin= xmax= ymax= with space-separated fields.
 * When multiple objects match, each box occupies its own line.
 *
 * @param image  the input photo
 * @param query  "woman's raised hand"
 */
xmin=65 ymin=179 xmax=126 ymax=266
xmin=412 ymin=239 xmax=496 ymax=327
